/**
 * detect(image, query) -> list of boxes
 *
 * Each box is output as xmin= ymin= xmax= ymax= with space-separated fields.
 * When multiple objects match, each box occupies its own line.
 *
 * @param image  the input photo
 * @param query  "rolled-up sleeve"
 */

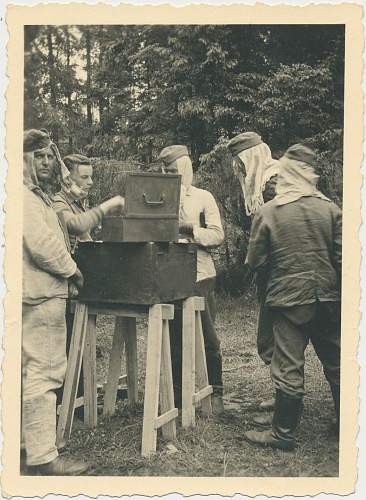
xmin=53 ymin=199 xmax=103 ymax=236
xmin=246 ymin=211 xmax=270 ymax=271
xmin=24 ymin=191 xmax=76 ymax=278
xmin=193 ymin=191 xmax=224 ymax=248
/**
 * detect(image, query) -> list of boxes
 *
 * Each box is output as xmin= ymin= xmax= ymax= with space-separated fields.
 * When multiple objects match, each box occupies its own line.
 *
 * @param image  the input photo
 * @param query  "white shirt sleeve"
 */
xmin=193 ymin=191 xmax=224 ymax=248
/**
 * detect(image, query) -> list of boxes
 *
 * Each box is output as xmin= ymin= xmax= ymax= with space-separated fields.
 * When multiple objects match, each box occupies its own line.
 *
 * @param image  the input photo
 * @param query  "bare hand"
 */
xmin=100 ymin=196 xmax=125 ymax=215
xmin=70 ymin=267 xmax=84 ymax=290
xmin=69 ymin=282 xmax=79 ymax=298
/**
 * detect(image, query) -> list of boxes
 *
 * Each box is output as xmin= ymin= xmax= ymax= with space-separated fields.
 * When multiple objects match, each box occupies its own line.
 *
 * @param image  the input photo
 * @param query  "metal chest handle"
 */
xmin=142 ymin=192 xmax=165 ymax=207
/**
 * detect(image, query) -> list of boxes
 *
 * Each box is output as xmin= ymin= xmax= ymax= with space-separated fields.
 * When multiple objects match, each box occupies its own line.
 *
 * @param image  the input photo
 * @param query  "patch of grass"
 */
xmin=65 ymin=292 xmax=338 ymax=477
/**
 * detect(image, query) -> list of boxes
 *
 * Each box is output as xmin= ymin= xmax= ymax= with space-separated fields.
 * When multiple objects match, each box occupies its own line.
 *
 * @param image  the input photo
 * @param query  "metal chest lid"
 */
xmin=124 ymin=172 xmax=181 ymax=219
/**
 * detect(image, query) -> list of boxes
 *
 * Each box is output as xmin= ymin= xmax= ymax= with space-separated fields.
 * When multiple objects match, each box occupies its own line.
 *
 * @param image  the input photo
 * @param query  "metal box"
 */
xmin=101 ymin=172 xmax=180 ymax=242
xmin=75 ymin=241 xmax=197 ymax=305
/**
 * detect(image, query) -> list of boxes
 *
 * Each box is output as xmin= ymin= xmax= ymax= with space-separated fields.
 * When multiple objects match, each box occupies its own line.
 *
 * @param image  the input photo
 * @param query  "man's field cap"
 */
xmin=227 ymin=132 xmax=262 ymax=156
xmin=283 ymin=144 xmax=316 ymax=166
xmin=159 ymin=145 xmax=189 ymax=165
xmin=23 ymin=129 xmax=51 ymax=153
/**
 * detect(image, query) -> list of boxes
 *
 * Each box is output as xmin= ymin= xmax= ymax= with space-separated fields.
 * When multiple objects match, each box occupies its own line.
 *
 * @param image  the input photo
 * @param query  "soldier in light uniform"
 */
xmin=53 ymin=153 xmax=124 ymax=413
xmin=53 ymin=153 xmax=125 ymax=253
xmin=22 ymin=129 xmax=89 ymax=475
xmin=159 ymin=145 xmax=225 ymax=414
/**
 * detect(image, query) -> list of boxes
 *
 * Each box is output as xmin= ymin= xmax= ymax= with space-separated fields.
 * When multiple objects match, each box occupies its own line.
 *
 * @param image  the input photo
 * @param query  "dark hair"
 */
xmin=63 ymin=154 xmax=91 ymax=172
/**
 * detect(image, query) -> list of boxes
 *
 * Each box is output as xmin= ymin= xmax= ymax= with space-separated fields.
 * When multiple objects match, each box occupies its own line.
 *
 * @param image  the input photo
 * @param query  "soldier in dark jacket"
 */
xmin=227 ymin=132 xmax=279 ymax=417
xmin=244 ymin=144 xmax=342 ymax=451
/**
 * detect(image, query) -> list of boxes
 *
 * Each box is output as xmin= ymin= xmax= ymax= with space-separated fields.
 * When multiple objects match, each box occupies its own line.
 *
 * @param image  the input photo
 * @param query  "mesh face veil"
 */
xmin=233 ymin=142 xmax=279 ymax=215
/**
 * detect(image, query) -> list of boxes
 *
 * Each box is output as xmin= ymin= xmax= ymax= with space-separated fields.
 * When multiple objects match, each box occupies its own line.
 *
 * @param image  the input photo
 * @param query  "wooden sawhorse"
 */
xmin=56 ymin=297 xmax=212 ymax=456
xmin=182 ymin=296 xmax=213 ymax=427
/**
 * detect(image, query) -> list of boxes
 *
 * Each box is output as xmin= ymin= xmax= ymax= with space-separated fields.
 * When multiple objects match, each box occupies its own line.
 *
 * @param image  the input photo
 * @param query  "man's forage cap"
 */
xmin=159 ymin=145 xmax=189 ymax=166
xmin=283 ymin=144 xmax=316 ymax=166
xmin=227 ymin=132 xmax=262 ymax=156
xmin=23 ymin=129 xmax=51 ymax=153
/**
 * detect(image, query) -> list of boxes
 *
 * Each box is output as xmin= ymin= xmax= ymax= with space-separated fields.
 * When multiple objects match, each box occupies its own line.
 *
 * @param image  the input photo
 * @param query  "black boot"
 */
xmin=329 ymin=383 xmax=340 ymax=435
xmin=245 ymin=390 xmax=303 ymax=451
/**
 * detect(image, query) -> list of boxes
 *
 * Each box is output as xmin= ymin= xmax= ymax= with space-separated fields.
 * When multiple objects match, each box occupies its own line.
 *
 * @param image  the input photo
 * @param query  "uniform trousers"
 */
xmin=270 ymin=301 xmax=341 ymax=399
xmin=22 ymin=298 xmax=67 ymax=466
xmin=256 ymin=298 xmax=274 ymax=366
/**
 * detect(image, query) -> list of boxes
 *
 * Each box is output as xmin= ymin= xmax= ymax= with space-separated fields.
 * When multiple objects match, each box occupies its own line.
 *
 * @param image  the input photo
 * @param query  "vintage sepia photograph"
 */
xmin=21 ymin=21 xmax=345 ymax=476
xmin=3 ymin=2 xmax=363 ymax=497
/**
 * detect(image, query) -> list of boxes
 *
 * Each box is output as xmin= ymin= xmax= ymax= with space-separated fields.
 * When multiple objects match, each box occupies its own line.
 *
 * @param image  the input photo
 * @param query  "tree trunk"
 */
xmin=98 ymin=28 xmax=104 ymax=128
xmin=47 ymin=27 xmax=58 ymax=142
xmin=85 ymin=28 xmax=93 ymax=127
xmin=65 ymin=27 xmax=73 ymax=150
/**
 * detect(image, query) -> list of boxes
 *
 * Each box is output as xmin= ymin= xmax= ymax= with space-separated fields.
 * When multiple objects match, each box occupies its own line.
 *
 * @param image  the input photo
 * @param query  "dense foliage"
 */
xmin=24 ymin=24 xmax=344 ymax=293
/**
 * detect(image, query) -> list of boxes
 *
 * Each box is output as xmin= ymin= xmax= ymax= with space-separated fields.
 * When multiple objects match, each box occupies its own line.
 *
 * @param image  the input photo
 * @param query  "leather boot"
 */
xmin=212 ymin=395 xmax=225 ymax=415
xmin=252 ymin=413 xmax=273 ymax=428
xmin=28 ymin=456 xmax=90 ymax=476
xmin=329 ymin=382 xmax=340 ymax=435
xmin=245 ymin=390 xmax=303 ymax=451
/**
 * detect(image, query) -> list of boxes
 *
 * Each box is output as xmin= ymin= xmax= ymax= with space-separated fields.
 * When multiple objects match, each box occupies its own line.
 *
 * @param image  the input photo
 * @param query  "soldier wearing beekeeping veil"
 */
xmin=227 ymin=132 xmax=279 ymax=422
xmin=159 ymin=145 xmax=225 ymax=414
xmin=243 ymin=144 xmax=341 ymax=450
xmin=22 ymin=129 xmax=89 ymax=475
xmin=228 ymin=132 xmax=279 ymax=216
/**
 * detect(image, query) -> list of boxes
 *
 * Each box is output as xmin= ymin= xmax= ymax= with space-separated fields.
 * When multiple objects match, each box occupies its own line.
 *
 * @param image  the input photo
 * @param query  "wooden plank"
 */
xmin=103 ymin=374 xmax=127 ymax=392
xmin=193 ymin=385 xmax=213 ymax=405
xmin=103 ymin=317 xmax=126 ymax=416
xmin=195 ymin=309 xmax=213 ymax=417
xmin=141 ymin=305 xmax=163 ymax=457
xmin=154 ymin=408 xmax=179 ymax=430
xmin=56 ymin=303 xmax=88 ymax=447
xmin=182 ymin=297 xmax=196 ymax=428
xmin=83 ymin=314 xmax=98 ymax=428
xmin=70 ymin=301 xmax=148 ymax=318
xmin=160 ymin=304 xmax=174 ymax=320
xmin=193 ymin=296 xmax=205 ymax=311
xmin=124 ymin=317 xmax=138 ymax=407
xmin=57 ymin=396 xmax=84 ymax=416
xmin=158 ymin=319 xmax=177 ymax=440
xmin=87 ymin=305 xmax=148 ymax=318
xmin=74 ymin=396 xmax=84 ymax=409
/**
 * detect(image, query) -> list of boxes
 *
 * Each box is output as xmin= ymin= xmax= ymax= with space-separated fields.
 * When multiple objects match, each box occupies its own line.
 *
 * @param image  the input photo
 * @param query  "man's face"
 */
xmin=70 ymin=164 xmax=93 ymax=196
xmin=33 ymin=146 xmax=55 ymax=182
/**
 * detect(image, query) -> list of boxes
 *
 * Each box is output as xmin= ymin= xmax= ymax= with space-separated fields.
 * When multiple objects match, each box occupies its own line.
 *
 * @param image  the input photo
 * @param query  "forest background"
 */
xmin=24 ymin=25 xmax=345 ymax=293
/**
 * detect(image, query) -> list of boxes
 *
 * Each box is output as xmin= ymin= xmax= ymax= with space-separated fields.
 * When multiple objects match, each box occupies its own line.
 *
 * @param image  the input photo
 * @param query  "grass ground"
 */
xmin=65 ymin=292 xmax=339 ymax=477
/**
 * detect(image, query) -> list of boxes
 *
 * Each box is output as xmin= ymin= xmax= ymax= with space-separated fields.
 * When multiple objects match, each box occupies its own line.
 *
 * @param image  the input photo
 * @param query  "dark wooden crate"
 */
xmin=101 ymin=217 xmax=178 ymax=243
xmin=75 ymin=241 xmax=197 ymax=304
xmin=101 ymin=172 xmax=180 ymax=242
